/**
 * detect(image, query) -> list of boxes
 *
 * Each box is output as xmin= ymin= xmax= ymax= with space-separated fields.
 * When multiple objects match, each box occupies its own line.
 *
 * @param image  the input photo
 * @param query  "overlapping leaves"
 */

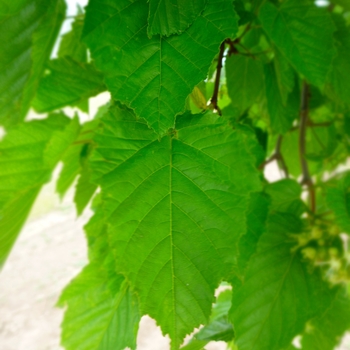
xmin=82 ymin=0 xmax=238 ymax=135
xmin=0 ymin=114 xmax=80 ymax=267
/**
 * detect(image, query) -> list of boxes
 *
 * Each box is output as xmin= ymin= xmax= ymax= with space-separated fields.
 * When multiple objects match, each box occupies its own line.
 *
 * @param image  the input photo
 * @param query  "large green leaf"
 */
xmin=147 ymin=0 xmax=207 ymax=37
xmin=58 ymin=262 xmax=140 ymax=350
xmin=259 ymin=0 xmax=335 ymax=88
xmin=230 ymin=213 xmax=335 ymax=350
xmin=326 ymin=173 xmax=350 ymax=234
xmin=0 ymin=115 xmax=80 ymax=267
xmin=83 ymin=0 xmax=238 ymax=135
xmin=301 ymin=288 xmax=350 ymax=350
xmin=225 ymin=55 xmax=264 ymax=116
xmin=33 ymin=57 xmax=105 ymax=112
xmin=90 ymin=106 xmax=261 ymax=348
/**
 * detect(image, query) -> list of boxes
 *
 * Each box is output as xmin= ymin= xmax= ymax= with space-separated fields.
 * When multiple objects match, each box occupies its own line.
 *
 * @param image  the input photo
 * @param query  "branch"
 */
xmin=299 ymin=81 xmax=315 ymax=212
xmin=259 ymin=135 xmax=289 ymax=178
xmin=208 ymin=41 xmax=226 ymax=115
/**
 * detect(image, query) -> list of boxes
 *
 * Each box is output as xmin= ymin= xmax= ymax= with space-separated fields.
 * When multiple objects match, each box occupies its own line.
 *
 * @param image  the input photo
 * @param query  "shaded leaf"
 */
xmin=230 ymin=212 xmax=336 ymax=350
xmin=301 ymin=288 xmax=350 ymax=350
xmin=33 ymin=57 xmax=105 ymax=113
xmin=226 ymin=55 xmax=264 ymax=116
xmin=83 ymin=0 xmax=238 ymax=135
xmin=265 ymin=179 xmax=305 ymax=217
xmin=235 ymin=192 xmax=270 ymax=281
xmin=327 ymin=173 xmax=350 ymax=234
xmin=325 ymin=14 xmax=350 ymax=107
xmin=264 ymin=62 xmax=299 ymax=134
xmin=259 ymin=0 xmax=335 ymax=87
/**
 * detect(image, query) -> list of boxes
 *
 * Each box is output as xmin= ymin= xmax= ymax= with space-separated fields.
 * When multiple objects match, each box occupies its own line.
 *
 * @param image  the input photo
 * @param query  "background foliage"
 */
xmin=1 ymin=0 xmax=350 ymax=349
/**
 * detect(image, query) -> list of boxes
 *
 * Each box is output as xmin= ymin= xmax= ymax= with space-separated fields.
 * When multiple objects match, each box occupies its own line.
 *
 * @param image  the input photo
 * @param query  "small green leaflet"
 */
xmin=0 ymin=0 xmax=65 ymax=126
xmin=90 ymin=106 xmax=261 ymax=348
xmin=147 ymin=0 xmax=207 ymax=37
xmin=259 ymin=0 xmax=335 ymax=88
xmin=33 ymin=57 xmax=105 ymax=113
xmin=327 ymin=173 xmax=350 ymax=234
xmin=0 ymin=115 xmax=80 ymax=268
xmin=83 ymin=0 xmax=238 ymax=135
xmin=58 ymin=262 xmax=140 ymax=350
xmin=225 ymin=55 xmax=264 ymax=116
xmin=230 ymin=212 xmax=336 ymax=350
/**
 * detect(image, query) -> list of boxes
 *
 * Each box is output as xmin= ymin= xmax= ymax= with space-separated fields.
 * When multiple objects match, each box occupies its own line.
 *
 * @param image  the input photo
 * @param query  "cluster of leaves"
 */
xmin=1 ymin=0 xmax=350 ymax=349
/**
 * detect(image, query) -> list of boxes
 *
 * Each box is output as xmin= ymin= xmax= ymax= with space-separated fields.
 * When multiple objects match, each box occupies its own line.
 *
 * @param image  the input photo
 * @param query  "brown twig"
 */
xmin=299 ymin=81 xmax=315 ymax=212
xmin=209 ymin=41 xmax=226 ymax=115
xmin=259 ymin=135 xmax=289 ymax=178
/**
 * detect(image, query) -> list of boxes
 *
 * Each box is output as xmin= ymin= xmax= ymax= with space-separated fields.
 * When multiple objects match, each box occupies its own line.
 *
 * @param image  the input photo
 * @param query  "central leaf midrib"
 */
xmin=168 ymin=134 xmax=177 ymax=346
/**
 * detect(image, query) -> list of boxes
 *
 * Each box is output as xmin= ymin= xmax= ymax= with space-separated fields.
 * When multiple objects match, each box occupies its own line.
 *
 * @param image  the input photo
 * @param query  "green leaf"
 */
xmin=147 ymin=0 xmax=207 ymax=37
xmin=235 ymin=192 xmax=270 ymax=281
xmin=91 ymin=106 xmax=261 ymax=348
xmin=325 ymin=14 xmax=350 ymax=107
xmin=56 ymin=119 xmax=99 ymax=198
xmin=21 ymin=0 xmax=66 ymax=117
xmin=74 ymin=165 xmax=98 ymax=215
xmin=180 ymin=340 xmax=208 ymax=350
xmin=265 ymin=179 xmax=305 ymax=217
xmin=32 ymin=57 xmax=105 ymax=113
xmin=83 ymin=0 xmax=238 ymax=135
xmin=230 ymin=212 xmax=336 ymax=350
xmin=195 ymin=289 xmax=234 ymax=342
xmin=327 ymin=173 xmax=350 ymax=234
xmin=264 ymin=62 xmax=299 ymax=134
xmin=273 ymin=48 xmax=295 ymax=105
xmin=259 ymin=0 xmax=335 ymax=87
xmin=0 ymin=0 xmax=62 ymax=126
xmin=225 ymin=55 xmax=264 ymax=116
xmin=58 ymin=12 xmax=87 ymax=63
xmin=301 ymin=288 xmax=350 ymax=350
xmin=58 ymin=262 xmax=140 ymax=350
xmin=0 ymin=115 xmax=78 ymax=267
